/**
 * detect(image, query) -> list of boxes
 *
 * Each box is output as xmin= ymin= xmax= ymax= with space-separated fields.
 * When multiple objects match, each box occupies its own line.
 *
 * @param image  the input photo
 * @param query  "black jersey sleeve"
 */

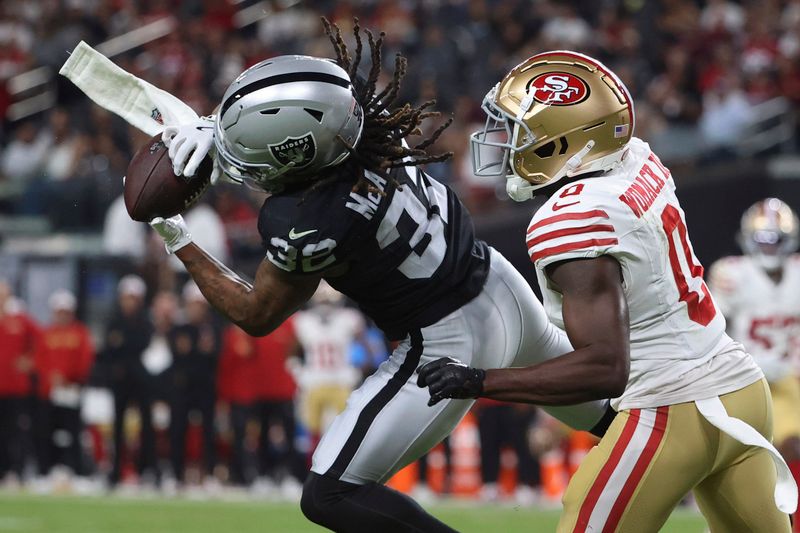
xmin=257 ymin=182 xmax=367 ymax=275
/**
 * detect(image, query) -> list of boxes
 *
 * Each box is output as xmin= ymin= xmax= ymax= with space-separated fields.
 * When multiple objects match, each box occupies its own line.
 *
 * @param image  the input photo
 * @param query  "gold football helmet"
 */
xmin=471 ymin=50 xmax=634 ymax=201
xmin=739 ymin=198 xmax=799 ymax=271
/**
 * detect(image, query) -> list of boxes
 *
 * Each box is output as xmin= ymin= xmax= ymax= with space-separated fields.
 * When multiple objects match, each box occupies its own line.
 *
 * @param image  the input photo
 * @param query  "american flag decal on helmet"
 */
xmin=614 ymin=124 xmax=629 ymax=138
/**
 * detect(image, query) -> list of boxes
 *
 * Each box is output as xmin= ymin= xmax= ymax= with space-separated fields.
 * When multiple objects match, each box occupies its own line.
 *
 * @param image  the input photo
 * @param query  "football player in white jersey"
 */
xmin=708 ymin=198 xmax=800 ymax=527
xmin=418 ymin=51 xmax=796 ymax=532
xmin=147 ymin=21 xmax=612 ymax=533
xmin=290 ymin=281 xmax=364 ymax=442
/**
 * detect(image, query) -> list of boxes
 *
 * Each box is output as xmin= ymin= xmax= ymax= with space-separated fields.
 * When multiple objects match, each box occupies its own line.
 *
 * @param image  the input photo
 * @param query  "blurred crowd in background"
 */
xmin=0 ymin=0 xmax=799 ymax=233
xmin=0 ymin=0 xmax=798 ymax=503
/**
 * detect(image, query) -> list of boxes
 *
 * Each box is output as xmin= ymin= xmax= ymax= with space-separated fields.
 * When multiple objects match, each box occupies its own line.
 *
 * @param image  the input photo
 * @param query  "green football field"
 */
xmin=0 ymin=493 xmax=708 ymax=532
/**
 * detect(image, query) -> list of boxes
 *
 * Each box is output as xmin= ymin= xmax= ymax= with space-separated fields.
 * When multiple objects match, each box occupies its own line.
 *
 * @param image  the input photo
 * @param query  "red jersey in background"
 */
xmin=34 ymin=322 xmax=94 ymax=399
xmin=0 ymin=311 xmax=39 ymax=396
xmin=254 ymin=318 xmax=297 ymax=401
xmin=217 ymin=325 xmax=261 ymax=405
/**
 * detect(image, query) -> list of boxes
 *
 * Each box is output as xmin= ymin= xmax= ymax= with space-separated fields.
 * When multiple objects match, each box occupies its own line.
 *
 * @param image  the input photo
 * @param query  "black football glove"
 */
xmin=416 ymin=357 xmax=486 ymax=406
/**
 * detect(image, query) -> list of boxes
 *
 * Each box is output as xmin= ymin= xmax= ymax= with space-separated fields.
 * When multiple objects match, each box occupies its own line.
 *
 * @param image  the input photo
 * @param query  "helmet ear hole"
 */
xmin=534 ymin=141 xmax=556 ymax=158
xmin=557 ymin=136 xmax=569 ymax=155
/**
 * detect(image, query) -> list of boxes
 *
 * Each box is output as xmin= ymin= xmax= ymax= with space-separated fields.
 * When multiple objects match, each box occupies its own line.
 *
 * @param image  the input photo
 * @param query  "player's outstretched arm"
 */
xmin=177 ymin=243 xmax=320 ymax=336
xmin=483 ymin=255 xmax=630 ymax=404
xmin=419 ymin=255 xmax=629 ymax=406
xmin=151 ymin=216 xmax=320 ymax=336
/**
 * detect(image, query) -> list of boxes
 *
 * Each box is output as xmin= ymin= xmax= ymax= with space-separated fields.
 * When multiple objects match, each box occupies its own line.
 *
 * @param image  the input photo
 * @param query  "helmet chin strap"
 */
xmin=505 ymin=140 xmax=597 ymax=202
xmin=506 ymin=177 xmax=537 ymax=202
xmin=564 ymin=140 xmax=596 ymax=176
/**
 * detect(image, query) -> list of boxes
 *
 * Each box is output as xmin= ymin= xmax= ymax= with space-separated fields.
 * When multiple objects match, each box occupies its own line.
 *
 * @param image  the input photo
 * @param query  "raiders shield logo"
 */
xmin=268 ymin=133 xmax=317 ymax=169
xmin=527 ymin=72 xmax=590 ymax=106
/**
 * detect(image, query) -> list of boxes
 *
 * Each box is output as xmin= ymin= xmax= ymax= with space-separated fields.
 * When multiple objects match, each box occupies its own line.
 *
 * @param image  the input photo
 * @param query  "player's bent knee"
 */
xmin=300 ymin=472 xmax=353 ymax=526
xmin=300 ymin=472 xmax=327 ymax=525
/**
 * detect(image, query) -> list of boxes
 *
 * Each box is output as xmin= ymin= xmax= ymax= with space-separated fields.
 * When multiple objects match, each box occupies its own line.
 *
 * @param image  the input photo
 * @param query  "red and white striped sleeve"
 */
xmin=526 ymin=207 xmax=620 ymax=269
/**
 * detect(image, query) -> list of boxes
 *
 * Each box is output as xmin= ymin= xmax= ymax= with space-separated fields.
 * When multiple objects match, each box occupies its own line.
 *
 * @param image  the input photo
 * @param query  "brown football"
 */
xmin=124 ymin=133 xmax=212 ymax=222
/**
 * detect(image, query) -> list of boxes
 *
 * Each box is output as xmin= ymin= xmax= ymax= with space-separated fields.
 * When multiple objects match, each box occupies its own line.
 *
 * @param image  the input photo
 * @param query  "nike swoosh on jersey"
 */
xmin=551 ymin=200 xmax=580 ymax=211
xmin=289 ymin=228 xmax=318 ymax=239
xmin=195 ymin=126 xmax=214 ymax=131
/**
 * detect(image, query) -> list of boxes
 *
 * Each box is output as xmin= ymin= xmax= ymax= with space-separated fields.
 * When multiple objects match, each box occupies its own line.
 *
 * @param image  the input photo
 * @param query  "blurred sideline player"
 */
xmin=709 ymin=198 xmax=800 ymax=528
xmin=251 ymin=316 xmax=303 ymax=494
xmin=0 ymin=281 xmax=38 ymax=485
xmin=217 ymin=318 xmax=302 ymax=492
xmin=166 ymin=282 xmax=221 ymax=487
xmin=34 ymin=290 xmax=94 ymax=480
xmin=102 ymin=275 xmax=157 ymax=487
xmin=288 ymin=281 xmax=364 ymax=449
xmin=417 ymin=51 xmax=795 ymax=532
xmin=217 ymin=324 xmax=261 ymax=486
xmin=147 ymin=19 xmax=611 ymax=532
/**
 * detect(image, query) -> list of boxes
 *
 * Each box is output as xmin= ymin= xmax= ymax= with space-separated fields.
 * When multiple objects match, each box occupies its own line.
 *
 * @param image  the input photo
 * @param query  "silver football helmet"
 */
xmin=214 ymin=55 xmax=364 ymax=193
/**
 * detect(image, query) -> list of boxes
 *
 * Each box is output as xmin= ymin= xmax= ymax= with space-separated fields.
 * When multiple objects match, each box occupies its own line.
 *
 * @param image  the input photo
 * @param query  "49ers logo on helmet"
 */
xmin=527 ymin=72 xmax=589 ymax=106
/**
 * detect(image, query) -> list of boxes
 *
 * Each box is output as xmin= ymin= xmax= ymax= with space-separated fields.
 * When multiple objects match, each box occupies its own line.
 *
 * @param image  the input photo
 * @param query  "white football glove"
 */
xmin=150 ymin=215 xmax=192 ymax=254
xmin=162 ymin=116 xmax=221 ymax=182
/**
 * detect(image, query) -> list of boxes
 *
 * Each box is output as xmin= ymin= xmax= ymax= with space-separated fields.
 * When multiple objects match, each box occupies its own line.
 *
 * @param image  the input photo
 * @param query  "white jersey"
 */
xmin=708 ymin=255 xmax=800 ymax=380
xmin=525 ymin=137 xmax=763 ymax=410
xmin=293 ymin=306 xmax=364 ymax=389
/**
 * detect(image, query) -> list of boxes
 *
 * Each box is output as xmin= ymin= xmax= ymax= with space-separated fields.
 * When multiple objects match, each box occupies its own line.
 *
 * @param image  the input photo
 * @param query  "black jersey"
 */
xmin=258 ymin=167 xmax=490 ymax=340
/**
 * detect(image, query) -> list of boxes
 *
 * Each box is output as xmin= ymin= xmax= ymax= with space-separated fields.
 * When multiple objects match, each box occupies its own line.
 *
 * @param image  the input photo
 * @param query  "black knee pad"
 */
xmin=301 ymin=472 xmax=358 ymax=526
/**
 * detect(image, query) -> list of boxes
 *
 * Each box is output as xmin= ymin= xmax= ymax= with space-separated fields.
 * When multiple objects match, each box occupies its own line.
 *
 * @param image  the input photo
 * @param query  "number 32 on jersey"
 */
xmin=269 ymin=169 xmax=449 ymax=279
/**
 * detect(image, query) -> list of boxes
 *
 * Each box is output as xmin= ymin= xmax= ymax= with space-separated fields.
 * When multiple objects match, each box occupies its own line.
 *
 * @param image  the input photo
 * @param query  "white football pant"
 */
xmin=312 ymin=247 xmax=608 ymax=484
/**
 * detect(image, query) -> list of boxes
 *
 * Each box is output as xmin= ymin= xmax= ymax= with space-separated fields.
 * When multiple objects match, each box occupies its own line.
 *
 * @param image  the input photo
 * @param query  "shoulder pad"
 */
xmin=527 ymin=180 xmax=626 ymax=268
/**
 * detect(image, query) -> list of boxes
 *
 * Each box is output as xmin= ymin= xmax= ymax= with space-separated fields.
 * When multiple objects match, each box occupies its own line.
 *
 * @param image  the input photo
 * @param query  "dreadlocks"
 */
xmin=318 ymin=17 xmax=453 ymax=195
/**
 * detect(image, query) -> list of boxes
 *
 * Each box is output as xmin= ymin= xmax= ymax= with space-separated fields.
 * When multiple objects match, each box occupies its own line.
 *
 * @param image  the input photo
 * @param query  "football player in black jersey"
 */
xmin=151 ymin=19 xmax=612 ymax=532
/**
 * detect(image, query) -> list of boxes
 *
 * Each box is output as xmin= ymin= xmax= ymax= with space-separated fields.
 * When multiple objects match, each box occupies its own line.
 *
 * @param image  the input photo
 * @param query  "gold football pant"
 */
xmin=558 ymin=379 xmax=790 ymax=533
xmin=769 ymin=375 xmax=800 ymax=445
xmin=301 ymin=384 xmax=351 ymax=435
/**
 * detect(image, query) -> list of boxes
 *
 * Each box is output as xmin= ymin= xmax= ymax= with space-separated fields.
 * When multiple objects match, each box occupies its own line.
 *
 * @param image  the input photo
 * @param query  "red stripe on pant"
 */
xmin=602 ymin=406 xmax=670 ymax=533
xmin=789 ymin=460 xmax=800 ymax=532
xmin=573 ymin=409 xmax=641 ymax=533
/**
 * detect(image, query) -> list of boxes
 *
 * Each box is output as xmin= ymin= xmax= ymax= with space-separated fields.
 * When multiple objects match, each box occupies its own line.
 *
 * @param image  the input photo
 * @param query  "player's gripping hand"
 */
xmin=150 ymin=215 xmax=192 ymax=254
xmin=162 ymin=116 xmax=217 ymax=179
xmin=416 ymin=357 xmax=486 ymax=406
